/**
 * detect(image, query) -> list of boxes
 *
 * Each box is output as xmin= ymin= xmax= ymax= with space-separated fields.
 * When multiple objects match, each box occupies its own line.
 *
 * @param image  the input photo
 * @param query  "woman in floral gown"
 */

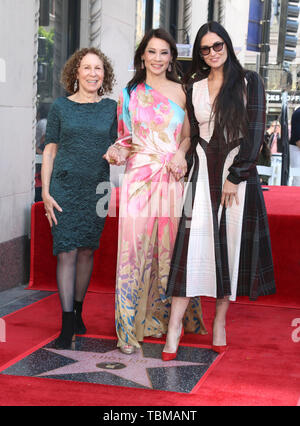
xmin=104 ymin=29 xmax=207 ymax=354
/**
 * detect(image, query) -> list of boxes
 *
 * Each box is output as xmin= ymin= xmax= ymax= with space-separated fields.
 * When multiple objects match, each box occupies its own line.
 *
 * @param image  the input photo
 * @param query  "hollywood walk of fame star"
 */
xmin=38 ymin=347 xmax=207 ymax=389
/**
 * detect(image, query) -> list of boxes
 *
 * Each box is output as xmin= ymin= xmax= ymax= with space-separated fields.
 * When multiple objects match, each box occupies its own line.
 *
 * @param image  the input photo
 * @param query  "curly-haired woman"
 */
xmin=42 ymin=48 xmax=117 ymax=349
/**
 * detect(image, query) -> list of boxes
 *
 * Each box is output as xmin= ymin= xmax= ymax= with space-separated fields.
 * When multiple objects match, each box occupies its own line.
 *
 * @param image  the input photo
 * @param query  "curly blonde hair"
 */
xmin=61 ymin=47 xmax=115 ymax=96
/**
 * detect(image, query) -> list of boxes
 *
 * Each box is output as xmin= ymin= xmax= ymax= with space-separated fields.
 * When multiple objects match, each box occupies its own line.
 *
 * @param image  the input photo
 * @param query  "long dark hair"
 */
xmin=185 ymin=21 xmax=248 ymax=142
xmin=127 ymin=28 xmax=182 ymax=94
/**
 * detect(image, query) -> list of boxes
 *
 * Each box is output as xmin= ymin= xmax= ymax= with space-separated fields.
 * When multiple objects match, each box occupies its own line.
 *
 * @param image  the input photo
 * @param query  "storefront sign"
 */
xmin=266 ymin=91 xmax=300 ymax=104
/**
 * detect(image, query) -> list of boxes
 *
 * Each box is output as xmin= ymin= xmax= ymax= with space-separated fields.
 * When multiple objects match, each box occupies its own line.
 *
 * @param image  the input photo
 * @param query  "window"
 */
xmin=35 ymin=0 xmax=80 ymax=202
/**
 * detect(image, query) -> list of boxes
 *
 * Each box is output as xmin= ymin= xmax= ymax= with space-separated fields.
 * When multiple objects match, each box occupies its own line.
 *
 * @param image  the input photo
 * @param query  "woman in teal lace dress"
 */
xmin=42 ymin=48 xmax=117 ymax=349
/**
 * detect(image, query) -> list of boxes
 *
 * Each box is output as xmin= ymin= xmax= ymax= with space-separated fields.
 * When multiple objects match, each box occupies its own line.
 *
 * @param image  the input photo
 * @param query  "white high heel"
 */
xmin=119 ymin=344 xmax=135 ymax=355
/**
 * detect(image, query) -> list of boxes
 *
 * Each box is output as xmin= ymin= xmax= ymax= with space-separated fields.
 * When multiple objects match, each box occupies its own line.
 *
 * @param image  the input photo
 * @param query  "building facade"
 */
xmin=0 ymin=0 xmax=40 ymax=291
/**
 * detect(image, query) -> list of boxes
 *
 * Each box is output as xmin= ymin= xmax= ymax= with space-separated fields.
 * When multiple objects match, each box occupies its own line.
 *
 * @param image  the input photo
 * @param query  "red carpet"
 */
xmin=28 ymin=186 xmax=300 ymax=308
xmin=1 ymin=186 xmax=299 ymax=406
xmin=28 ymin=189 xmax=119 ymax=294
xmin=258 ymin=186 xmax=300 ymax=308
xmin=0 ymin=292 xmax=299 ymax=406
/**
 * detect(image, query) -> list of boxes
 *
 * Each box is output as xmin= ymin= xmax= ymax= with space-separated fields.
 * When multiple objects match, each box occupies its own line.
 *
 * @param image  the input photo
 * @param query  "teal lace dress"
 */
xmin=44 ymin=97 xmax=117 ymax=255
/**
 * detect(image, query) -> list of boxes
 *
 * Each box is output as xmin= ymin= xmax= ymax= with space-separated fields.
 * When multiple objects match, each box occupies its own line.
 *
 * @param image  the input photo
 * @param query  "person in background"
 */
xmin=35 ymin=104 xmax=49 ymax=202
xmin=42 ymin=47 xmax=117 ymax=349
xmin=36 ymin=104 xmax=49 ymax=154
xmin=265 ymin=120 xmax=281 ymax=154
xmin=257 ymin=137 xmax=272 ymax=185
xmin=289 ymin=107 xmax=300 ymax=186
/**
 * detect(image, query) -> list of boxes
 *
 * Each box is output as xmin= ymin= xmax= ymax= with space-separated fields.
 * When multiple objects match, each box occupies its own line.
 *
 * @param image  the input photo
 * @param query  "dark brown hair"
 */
xmin=61 ymin=47 xmax=115 ymax=96
xmin=127 ymin=28 xmax=182 ymax=94
xmin=185 ymin=21 xmax=248 ymax=142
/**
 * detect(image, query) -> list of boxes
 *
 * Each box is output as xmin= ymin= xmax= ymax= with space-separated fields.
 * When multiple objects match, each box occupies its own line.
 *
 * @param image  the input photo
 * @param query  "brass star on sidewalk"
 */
xmin=38 ymin=347 xmax=206 ymax=389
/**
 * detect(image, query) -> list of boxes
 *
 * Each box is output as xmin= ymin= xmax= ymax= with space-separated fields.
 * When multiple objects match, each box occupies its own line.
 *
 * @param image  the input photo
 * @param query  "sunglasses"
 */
xmin=199 ymin=41 xmax=225 ymax=56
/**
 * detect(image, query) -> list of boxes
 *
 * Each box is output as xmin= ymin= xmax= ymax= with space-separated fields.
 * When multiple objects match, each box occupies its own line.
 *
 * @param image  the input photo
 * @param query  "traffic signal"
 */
xmin=277 ymin=0 xmax=300 ymax=63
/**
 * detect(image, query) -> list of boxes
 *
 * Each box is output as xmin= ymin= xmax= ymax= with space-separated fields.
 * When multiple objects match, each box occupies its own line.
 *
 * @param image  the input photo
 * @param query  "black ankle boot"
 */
xmin=54 ymin=311 xmax=75 ymax=349
xmin=74 ymin=300 xmax=87 ymax=335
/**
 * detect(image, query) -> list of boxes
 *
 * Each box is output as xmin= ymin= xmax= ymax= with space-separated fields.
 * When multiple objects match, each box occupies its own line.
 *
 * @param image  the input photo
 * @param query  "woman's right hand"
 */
xmin=221 ymin=179 xmax=239 ymax=208
xmin=42 ymin=192 xmax=62 ymax=227
xmin=103 ymin=146 xmax=130 ymax=166
xmin=167 ymin=150 xmax=187 ymax=181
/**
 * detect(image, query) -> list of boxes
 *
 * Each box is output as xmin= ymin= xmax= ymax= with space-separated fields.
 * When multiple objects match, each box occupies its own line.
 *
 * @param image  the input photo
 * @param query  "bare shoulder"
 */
xmin=169 ymin=81 xmax=185 ymax=95
xmin=168 ymin=81 xmax=186 ymax=109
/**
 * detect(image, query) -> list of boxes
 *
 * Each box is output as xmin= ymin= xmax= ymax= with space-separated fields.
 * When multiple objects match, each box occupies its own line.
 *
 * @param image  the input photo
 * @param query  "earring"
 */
xmin=141 ymin=60 xmax=145 ymax=70
xmin=74 ymin=79 xmax=78 ymax=92
xmin=168 ymin=62 xmax=172 ymax=72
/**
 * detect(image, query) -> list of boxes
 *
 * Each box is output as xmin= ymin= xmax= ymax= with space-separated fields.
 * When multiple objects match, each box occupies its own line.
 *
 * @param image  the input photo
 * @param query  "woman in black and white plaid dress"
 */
xmin=162 ymin=22 xmax=276 ymax=360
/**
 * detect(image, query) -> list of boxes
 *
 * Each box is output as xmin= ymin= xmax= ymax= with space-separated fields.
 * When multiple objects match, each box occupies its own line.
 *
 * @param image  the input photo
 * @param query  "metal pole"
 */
xmin=259 ymin=0 xmax=272 ymax=87
xmin=208 ymin=0 xmax=214 ymax=21
xmin=145 ymin=0 xmax=154 ymax=32
xmin=280 ymin=90 xmax=290 ymax=185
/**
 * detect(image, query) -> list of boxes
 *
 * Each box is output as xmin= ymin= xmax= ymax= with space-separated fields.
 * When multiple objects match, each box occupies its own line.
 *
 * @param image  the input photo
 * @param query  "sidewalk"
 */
xmin=0 ymin=285 xmax=54 ymax=318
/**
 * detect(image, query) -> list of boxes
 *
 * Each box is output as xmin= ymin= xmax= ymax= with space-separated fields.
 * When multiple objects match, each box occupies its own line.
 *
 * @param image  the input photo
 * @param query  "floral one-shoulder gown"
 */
xmin=114 ymin=83 xmax=207 ymax=348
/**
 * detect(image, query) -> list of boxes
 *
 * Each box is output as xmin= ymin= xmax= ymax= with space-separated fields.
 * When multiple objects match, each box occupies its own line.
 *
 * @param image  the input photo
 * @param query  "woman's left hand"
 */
xmin=103 ymin=146 xmax=122 ymax=165
xmin=221 ymin=179 xmax=239 ymax=208
xmin=167 ymin=150 xmax=187 ymax=181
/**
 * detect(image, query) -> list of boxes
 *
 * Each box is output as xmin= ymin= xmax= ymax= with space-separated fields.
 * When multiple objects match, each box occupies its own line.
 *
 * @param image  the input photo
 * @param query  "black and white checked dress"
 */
xmin=167 ymin=71 xmax=276 ymax=301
